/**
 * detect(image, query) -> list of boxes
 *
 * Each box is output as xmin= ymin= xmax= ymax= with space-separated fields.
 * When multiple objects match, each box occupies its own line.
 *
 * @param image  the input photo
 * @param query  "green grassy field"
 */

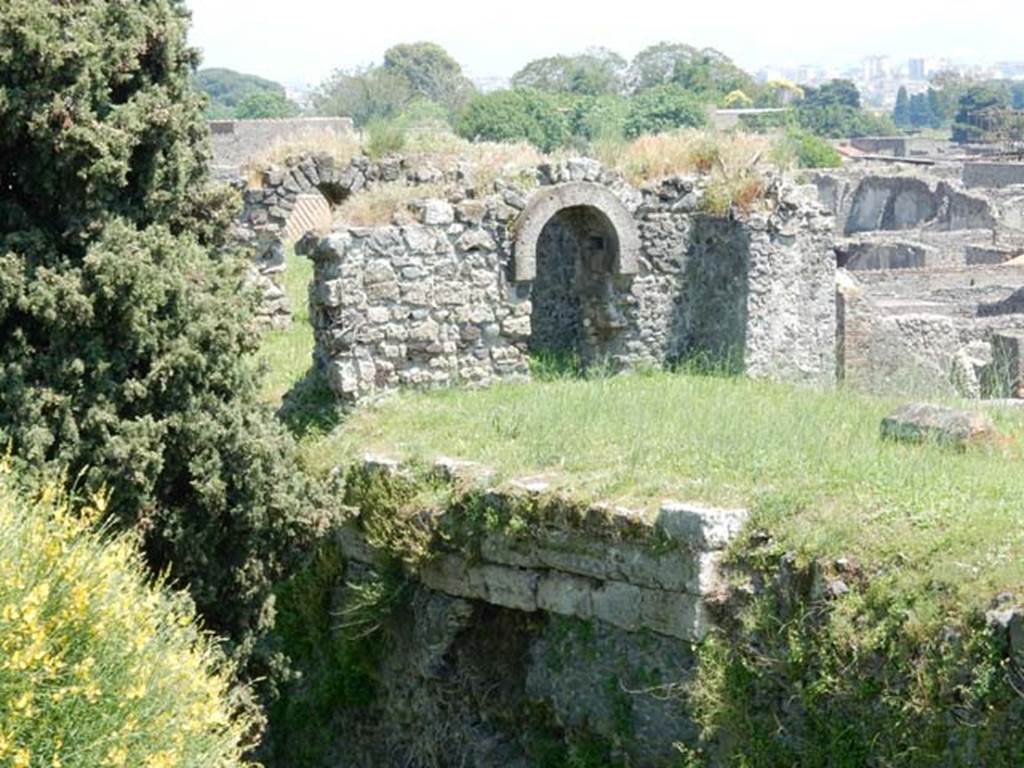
xmin=257 ymin=246 xmax=315 ymax=404
xmin=258 ymin=249 xmax=1024 ymax=620
xmin=311 ymin=373 xmax=1024 ymax=616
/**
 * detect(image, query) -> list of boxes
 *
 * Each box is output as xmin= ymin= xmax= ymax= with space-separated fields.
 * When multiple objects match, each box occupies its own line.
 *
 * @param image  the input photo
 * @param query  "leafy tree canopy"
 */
xmin=235 ymin=90 xmax=301 ymax=119
xmin=455 ymin=88 xmax=571 ymax=152
xmin=196 ymin=67 xmax=295 ymax=119
xmin=624 ymin=83 xmax=708 ymax=137
xmin=511 ymin=48 xmax=628 ymax=97
xmin=382 ymin=41 xmax=476 ymax=113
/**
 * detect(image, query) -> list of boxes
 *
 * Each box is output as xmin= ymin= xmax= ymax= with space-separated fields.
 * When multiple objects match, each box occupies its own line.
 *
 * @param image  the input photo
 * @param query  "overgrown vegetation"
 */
xmin=283 ymin=370 xmax=1024 ymax=764
xmin=0 ymin=468 xmax=257 ymax=767
xmin=0 ymin=0 xmax=324 ymax=687
xmin=690 ymin=545 xmax=1024 ymax=766
xmin=197 ymin=67 xmax=300 ymax=119
xmin=303 ymin=372 xmax=1024 ymax=617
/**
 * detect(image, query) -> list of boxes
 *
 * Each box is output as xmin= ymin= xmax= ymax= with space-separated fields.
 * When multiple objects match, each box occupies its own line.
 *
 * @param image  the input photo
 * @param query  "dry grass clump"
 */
xmin=598 ymin=129 xmax=782 ymax=214
xmin=602 ymin=129 xmax=776 ymax=185
xmin=332 ymin=182 xmax=449 ymax=227
xmin=403 ymin=130 xmax=546 ymax=192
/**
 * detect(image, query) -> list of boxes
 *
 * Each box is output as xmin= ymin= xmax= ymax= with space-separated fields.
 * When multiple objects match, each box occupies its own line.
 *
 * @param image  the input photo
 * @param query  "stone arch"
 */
xmin=513 ymin=182 xmax=640 ymax=282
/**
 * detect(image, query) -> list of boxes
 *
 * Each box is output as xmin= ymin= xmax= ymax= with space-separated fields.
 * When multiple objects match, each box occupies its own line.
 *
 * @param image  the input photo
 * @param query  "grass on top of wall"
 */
xmin=301 ymin=369 xmax=1024 ymax=624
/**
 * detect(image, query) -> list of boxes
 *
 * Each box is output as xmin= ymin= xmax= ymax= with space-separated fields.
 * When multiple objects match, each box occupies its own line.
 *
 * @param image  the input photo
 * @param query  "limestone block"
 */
xmin=479 ymin=564 xmax=538 ymax=612
xmin=591 ymin=581 xmax=642 ymax=631
xmin=456 ymin=229 xmax=497 ymax=252
xmin=881 ymin=402 xmax=997 ymax=447
xmin=419 ymin=200 xmax=455 ymax=226
xmin=500 ymin=315 xmax=531 ymax=340
xmin=637 ymin=589 xmax=708 ymax=641
xmin=420 ymin=555 xmax=488 ymax=601
xmin=656 ymin=503 xmax=749 ymax=550
xmin=363 ymin=260 xmax=397 ymax=285
xmin=537 ymin=573 xmax=594 ymax=618
xmin=365 ymin=280 xmax=399 ymax=302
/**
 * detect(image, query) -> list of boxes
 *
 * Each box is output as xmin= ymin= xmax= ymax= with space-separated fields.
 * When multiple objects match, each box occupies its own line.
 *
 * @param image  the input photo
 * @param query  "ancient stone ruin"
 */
xmin=812 ymin=166 xmax=1024 ymax=397
xmin=299 ymin=157 xmax=836 ymax=400
xmin=227 ymin=129 xmax=1024 ymax=405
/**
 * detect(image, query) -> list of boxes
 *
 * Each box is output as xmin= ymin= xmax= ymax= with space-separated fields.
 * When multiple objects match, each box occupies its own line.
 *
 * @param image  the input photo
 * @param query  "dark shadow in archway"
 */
xmin=529 ymin=205 xmax=622 ymax=365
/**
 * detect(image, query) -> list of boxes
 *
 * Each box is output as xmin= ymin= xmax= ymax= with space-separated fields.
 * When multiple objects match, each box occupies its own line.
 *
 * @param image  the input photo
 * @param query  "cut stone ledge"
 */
xmin=655 ymin=502 xmax=749 ymax=550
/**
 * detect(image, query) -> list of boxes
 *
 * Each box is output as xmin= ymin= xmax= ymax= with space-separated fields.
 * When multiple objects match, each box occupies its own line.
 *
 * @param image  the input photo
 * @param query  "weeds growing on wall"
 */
xmin=266 ymin=539 xmax=410 ymax=765
xmin=689 ymin=537 xmax=1024 ymax=766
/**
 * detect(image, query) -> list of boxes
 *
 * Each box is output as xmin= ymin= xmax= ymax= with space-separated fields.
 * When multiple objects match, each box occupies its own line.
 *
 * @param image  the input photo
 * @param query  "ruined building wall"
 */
xmin=309 ymin=198 xmax=531 ymax=398
xmin=309 ymin=159 xmax=837 ymax=403
xmin=815 ymin=168 xmax=1024 ymax=397
xmin=208 ymin=117 xmax=355 ymax=176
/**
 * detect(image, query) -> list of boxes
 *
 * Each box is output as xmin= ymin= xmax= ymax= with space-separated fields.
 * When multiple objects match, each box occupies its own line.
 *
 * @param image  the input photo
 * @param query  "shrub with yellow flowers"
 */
xmin=0 ymin=465 xmax=257 ymax=768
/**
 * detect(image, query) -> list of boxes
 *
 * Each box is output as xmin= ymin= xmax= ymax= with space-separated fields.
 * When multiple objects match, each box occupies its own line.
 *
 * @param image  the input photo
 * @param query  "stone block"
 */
xmin=880 ymin=402 xmax=996 ymax=448
xmin=591 ymin=581 xmax=642 ymax=632
xmin=420 ymin=555 xmax=488 ymax=601
xmin=418 ymin=199 xmax=455 ymax=226
xmin=537 ymin=573 xmax=594 ymax=618
xmin=637 ymin=589 xmax=708 ymax=641
xmin=479 ymin=564 xmax=538 ymax=612
xmin=656 ymin=503 xmax=748 ymax=550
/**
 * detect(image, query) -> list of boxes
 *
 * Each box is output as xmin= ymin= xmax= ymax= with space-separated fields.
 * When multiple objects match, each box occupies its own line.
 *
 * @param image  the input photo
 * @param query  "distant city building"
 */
xmin=908 ymin=58 xmax=927 ymax=80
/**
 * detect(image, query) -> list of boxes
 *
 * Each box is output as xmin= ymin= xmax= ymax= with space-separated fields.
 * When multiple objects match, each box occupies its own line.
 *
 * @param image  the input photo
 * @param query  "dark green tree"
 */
xmin=381 ymin=41 xmax=476 ymax=114
xmin=235 ymin=90 xmax=300 ymax=119
xmin=670 ymin=47 xmax=758 ymax=102
xmin=802 ymin=79 xmax=862 ymax=109
xmin=455 ymin=89 xmax=571 ymax=151
xmin=623 ymin=84 xmax=708 ymax=137
xmin=313 ymin=65 xmax=412 ymax=126
xmin=893 ymin=86 xmax=910 ymax=128
xmin=0 ymin=0 xmax=322 ymax=683
xmin=196 ymin=67 xmax=291 ymax=119
xmin=953 ymin=85 xmax=1009 ymax=143
xmin=908 ymin=92 xmax=935 ymax=129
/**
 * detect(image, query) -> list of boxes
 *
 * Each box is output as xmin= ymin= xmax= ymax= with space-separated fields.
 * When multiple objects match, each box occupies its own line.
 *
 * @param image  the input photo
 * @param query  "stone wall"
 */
xmin=963 ymin=161 xmax=1024 ymax=189
xmin=814 ymin=167 xmax=1024 ymax=397
xmin=321 ymin=454 xmax=747 ymax=766
xmin=236 ymin=152 xmax=453 ymax=329
xmin=308 ymin=158 xmax=837 ymax=402
xmin=837 ymin=264 xmax=1024 ymax=396
xmin=208 ymin=117 xmax=355 ymax=176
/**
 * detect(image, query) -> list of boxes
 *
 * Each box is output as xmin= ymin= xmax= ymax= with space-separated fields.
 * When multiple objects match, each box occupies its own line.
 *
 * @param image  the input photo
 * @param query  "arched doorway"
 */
xmin=514 ymin=183 xmax=639 ymax=363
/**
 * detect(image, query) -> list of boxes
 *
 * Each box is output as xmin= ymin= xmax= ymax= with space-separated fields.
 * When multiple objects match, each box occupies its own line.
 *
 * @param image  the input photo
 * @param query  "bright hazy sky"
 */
xmin=184 ymin=0 xmax=1024 ymax=86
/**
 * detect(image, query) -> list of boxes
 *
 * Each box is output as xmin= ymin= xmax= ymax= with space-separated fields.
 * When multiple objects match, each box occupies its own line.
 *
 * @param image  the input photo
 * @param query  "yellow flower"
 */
xmin=13 ymin=748 xmax=31 ymax=768
xmin=104 ymin=745 xmax=128 ymax=767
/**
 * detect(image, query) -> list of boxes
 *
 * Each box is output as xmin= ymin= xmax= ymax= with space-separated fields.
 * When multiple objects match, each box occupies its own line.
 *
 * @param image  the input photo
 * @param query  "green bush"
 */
xmin=571 ymin=94 xmax=629 ymax=143
xmin=781 ymin=128 xmax=842 ymax=168
xmin=623 ymin=84 xmax=708 ymax=138
xmin=0 ymin=0 xmax=323 ymax=683
xmin=0 ymin=468 xmax=257 ymax=768
xmin=364 ymin=117 xmax=408 ymax=158
xmin=455 ymin=89 xmax=571 ymax=152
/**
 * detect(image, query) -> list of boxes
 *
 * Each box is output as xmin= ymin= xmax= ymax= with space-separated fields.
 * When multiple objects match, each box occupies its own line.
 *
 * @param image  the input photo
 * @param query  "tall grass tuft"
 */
xmin=0 ymin=466 xmax=257 ymax=768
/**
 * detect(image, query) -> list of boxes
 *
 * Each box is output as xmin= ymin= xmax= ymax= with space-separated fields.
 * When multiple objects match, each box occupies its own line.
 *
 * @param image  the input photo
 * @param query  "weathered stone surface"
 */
xmin=880 ymin=402 xmax=997 ymax=447
xmin=656 ymin=503 xmax=749 ymax=549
